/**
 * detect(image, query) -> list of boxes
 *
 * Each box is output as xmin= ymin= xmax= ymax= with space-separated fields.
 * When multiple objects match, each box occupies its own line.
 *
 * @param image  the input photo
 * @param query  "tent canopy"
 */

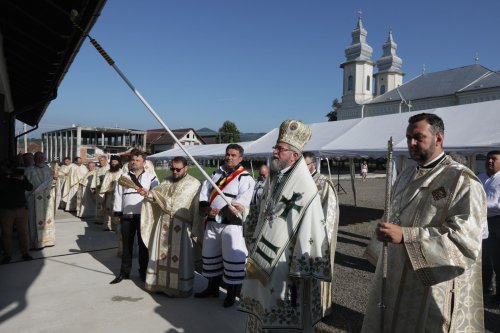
xmin=148 ymin=100 xmax=500 ymax=161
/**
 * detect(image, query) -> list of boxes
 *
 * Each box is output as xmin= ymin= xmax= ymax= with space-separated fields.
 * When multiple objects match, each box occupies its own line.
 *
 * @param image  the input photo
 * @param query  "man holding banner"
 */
xmin=194 ymin=144 xmax=255 ymax=308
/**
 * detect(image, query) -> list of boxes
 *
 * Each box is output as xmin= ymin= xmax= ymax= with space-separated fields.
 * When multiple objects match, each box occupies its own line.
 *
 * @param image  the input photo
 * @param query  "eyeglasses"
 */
xmin=170 ymin=167 xmax=184 ymax=172
xmin=272 ymin=145 xmax=292 ymax=153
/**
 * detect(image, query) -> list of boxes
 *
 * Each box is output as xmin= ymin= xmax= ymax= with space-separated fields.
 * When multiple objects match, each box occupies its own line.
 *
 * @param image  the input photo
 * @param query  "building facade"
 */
xmin=146 ymin=128 xmax=205 ymax=154
xmin=337 ymin=17 xmax=500 ymax=120
xmin=41 ymin=126 xmax=147 ymax=162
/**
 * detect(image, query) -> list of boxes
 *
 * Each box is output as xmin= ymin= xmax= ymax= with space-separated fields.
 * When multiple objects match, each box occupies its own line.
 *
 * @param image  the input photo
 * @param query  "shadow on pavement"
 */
xmin=339 ymin=205 xmax=383 ymax=226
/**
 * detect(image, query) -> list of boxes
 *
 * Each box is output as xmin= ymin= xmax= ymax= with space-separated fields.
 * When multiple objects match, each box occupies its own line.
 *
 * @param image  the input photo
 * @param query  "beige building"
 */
xmin=42 ymin=126 xmax=146 ymax=163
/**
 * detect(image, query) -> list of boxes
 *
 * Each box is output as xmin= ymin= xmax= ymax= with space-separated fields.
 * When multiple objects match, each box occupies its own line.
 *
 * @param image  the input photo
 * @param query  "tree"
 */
xmin=216 ymin=121 xmax=240 ymax=143
xmin=326 ymin=98 xmax=342 ymax=121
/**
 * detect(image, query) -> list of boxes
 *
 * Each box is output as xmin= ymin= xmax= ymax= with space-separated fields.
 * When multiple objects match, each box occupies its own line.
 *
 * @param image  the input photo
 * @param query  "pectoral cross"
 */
xmin=279 ymin=192 xmax=303 ymax=219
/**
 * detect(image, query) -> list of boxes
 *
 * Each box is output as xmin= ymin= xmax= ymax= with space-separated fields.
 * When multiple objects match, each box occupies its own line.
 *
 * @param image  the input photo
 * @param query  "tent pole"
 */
xmin=326 ymin=158 xmax=332 ymax=180
xmin=350 ymin=157 xmax=357 ymax=207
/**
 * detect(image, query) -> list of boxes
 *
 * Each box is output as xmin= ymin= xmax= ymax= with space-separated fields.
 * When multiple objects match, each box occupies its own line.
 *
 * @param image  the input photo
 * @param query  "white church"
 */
xmin=337 ymin=17 xmax=500 ymax=120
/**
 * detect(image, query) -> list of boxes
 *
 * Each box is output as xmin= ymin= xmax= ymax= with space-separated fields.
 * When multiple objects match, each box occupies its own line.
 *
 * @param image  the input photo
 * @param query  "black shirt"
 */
xmin=0 ymin=176 xmax=33 ymax=209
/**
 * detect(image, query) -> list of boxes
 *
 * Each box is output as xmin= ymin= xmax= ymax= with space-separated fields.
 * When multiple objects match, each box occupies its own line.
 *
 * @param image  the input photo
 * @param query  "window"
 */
xmin=366 ymin=76 xmax=370 ymax=90
xmin=380 ymin=85 xmax=386 ymax=94
xmin=348 ymin=75 xmax=353 ymax=91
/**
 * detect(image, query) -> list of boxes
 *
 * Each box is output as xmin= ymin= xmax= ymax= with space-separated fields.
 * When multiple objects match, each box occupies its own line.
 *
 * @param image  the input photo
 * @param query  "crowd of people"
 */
xmin=0 ymin=113 xmax=498 ymax=332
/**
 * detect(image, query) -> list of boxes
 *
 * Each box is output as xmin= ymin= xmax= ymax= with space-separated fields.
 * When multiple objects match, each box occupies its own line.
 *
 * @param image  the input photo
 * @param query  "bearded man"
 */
xmin=140 ymin=156 xmax=201 ymax=296
xmin=361 ymin=113 xmax=486 ymax=332
xmin=239 ymin=120 xmax=333 ymax=332
xmin=99 ymin=156 xmax=122 ymax=231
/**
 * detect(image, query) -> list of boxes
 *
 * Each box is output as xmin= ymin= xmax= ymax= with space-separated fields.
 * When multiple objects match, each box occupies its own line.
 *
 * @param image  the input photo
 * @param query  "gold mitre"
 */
xmin=277 ymin=119 xmax=312 ymax=151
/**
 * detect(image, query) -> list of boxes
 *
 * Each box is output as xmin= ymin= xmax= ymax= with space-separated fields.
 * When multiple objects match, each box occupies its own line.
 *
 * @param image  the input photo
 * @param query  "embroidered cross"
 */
xmin=279 ymin=192 xmax=303 ymax=219
xmin=309 ymin=238 xmax=314 ymax=245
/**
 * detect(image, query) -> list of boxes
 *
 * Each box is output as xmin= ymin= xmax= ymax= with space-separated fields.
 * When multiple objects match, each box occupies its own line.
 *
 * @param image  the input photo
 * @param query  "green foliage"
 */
xmin=156 ymin=164 xmax=259 ymax=183
xmin=216 ymin=120 xmax=240 ymax=143
xmin=156 ymin=166 xmax=218 ymax=182
xmin=326 ymin=98 xmax=342 ymax=121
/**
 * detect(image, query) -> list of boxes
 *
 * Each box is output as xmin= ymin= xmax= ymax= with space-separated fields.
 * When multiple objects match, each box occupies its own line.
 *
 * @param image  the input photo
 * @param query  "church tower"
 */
xmin=373 ymin=31 xmax=404 ymax=96
xmin=340 ymin=16 xmax=374 ymax=109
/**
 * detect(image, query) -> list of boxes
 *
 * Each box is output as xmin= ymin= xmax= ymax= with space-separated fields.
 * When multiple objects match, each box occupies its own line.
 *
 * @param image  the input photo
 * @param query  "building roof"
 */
xmin=42 ymin=125 xmax=145 ymax=135
xmin=368 ymin=64 xmax=500 ymax=104
xmin=0 ymin=0 xmax=107 ymax=126
xmin=147 ymin=128 xmax=206 ymax=145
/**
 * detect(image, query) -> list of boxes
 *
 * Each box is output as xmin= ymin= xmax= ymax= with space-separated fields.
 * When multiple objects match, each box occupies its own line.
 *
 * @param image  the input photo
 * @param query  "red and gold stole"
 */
xmin=209 ymin=165 xmax=246 ymax=204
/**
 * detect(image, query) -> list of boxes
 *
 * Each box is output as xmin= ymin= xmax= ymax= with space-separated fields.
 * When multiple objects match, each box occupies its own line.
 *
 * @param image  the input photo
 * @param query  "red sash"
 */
xmin=209 ymin=166 xmax=246 ymax=204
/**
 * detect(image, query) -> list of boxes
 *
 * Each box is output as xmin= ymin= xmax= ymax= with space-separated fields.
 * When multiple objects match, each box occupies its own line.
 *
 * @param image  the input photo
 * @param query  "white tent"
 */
xmin=148 ymin=142 xmax=253 ymax=161
xmin=243 ymin=118 xmax=362 ymax=159
xmin=393 ymin=100 xmax=500 ymax=153
xmin=149 ymin=99 xmax=500 ymax=161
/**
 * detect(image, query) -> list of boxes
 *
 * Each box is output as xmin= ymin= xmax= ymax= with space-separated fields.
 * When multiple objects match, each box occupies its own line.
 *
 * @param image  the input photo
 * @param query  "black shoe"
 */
xmin=195 ymin=276 xmax=221 ymax=298
xmin=1 ymin=256 xmax=11 ymax=265
xmin=223 ymin=284 xmax=241 ymax=308
xmin=22 ymin=254 xmax=34 ymax=261
xmin=110 ymin=274 xmax=129 ymax=284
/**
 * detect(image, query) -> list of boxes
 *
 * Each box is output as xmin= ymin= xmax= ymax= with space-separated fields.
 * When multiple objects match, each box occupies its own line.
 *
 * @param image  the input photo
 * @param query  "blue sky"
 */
xmin=24 ymin=0 xmax=500 ymax=138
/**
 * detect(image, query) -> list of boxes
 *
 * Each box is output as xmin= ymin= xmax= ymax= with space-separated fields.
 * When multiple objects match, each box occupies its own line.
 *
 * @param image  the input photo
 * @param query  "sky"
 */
xmin=22 ymin=0 xmax=500 ymax=138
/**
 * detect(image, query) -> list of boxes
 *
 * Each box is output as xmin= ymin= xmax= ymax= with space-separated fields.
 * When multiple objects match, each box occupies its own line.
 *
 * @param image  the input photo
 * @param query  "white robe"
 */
xmin=240 ymin=158 xmax=332 ymax=332
xmin=25 ymin=165 xmax=56 ymax=249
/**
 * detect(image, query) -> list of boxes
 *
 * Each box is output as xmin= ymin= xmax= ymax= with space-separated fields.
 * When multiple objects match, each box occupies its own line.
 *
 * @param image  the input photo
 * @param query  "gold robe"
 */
xmin=99 ymin=170 xmax=122 ymax=229
xmin=77 ymin=170 xmax=97 ymax=218
xmin=62 ymin=164 xmax=87 ymax=212
xmin=362 ymin=156 xmax=487 ymax=333
xmin=93 ymin=164 xmax=110 ymax=221
xmin=141 ymin=174 xmax=201 ymax=297
xmin=240 ymin=158 xmax=332 ymax=332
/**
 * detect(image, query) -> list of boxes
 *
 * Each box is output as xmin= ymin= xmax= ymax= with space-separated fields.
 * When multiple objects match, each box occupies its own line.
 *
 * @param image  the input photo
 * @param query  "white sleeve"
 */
xmin=235 ymin=174 xmax=256 ymax=207
xmin=113 ymin=184 xmax=123 ymax=213
xmin=199 ymin=179 xmax=211 ymax=202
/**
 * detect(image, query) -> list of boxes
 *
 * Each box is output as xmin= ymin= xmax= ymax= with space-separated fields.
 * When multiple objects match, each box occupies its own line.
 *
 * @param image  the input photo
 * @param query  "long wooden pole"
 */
xmin=69 ymin=11 xmax=233 ymax=207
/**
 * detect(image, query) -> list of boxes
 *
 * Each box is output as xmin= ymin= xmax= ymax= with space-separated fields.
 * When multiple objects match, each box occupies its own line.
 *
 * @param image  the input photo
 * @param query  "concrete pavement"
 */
xmin=0 ymin=211 xmax=246 ymax=333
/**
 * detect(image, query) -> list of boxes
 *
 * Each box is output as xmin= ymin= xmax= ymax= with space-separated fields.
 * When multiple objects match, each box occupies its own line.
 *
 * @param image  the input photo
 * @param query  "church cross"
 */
xmin=279 ymin=192 xmax=303 ymax=219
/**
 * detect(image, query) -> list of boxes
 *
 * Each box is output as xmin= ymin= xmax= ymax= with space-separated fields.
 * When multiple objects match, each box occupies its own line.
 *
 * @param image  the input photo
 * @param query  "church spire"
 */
xmin=373 ymin=30 xmax=404 ymax=96
xmin=343 ymin=16 xmax=373 ymax=63
xmin=376 ymin=30 xmax=403 ymax=73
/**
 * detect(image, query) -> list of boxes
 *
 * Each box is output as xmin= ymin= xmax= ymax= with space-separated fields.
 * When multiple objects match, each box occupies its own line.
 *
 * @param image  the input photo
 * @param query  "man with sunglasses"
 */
xmin=140 ymin=156 xmax=201 ymax=297
xmin=195 ymin=143 xmax=255 ymax=308
xmin=239 ymin=120 xmax=333 ymax=332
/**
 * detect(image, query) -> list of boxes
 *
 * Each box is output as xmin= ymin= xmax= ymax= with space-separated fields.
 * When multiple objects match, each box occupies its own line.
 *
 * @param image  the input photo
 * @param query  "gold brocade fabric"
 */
xmin=361 ymin=156 xmax=487 ymax=333
xmin=140 ymin=174 xmax=201 ymax=297
xmin=98 ymin=170 xmax=122 ymax=226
